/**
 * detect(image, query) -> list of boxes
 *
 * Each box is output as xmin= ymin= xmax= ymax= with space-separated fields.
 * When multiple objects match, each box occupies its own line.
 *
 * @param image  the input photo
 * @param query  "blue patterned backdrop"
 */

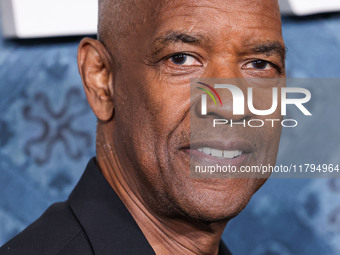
xmin=1 ymin=12 xmax=340 ymax=255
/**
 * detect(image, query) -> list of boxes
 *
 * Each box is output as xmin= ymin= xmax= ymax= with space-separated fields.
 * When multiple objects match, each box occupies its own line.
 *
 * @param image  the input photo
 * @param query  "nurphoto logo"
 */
xmin=195 ymin=81 xmax=312 ymax=128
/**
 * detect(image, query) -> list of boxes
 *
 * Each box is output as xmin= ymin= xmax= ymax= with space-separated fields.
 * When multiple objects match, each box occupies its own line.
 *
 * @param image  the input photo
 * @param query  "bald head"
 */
xmin=98 ymin=0 xmax=165 ymax=50
xmin=98 ymin=0 xmax=132 ymax=42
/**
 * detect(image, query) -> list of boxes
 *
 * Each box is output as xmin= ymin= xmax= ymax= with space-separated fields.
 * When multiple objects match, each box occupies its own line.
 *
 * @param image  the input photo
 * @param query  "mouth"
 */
xmin=196 ymin=147 xmax=242 ymax=159
xmin=180 ymin=139 xmax=253 ymax=165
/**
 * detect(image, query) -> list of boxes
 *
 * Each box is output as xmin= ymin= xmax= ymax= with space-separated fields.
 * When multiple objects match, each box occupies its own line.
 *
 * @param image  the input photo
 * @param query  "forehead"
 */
xmin=103 ymin=0 xmax=284 ymax=63
xmin=153 ymin=0 xmax=282 ymax=40
xmin=159 ymin=0 xmax=280 ymax=18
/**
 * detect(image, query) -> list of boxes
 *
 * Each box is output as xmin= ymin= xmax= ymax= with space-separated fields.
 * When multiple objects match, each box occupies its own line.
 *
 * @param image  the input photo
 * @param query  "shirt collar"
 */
xmin=68 ymin=158 xmax=231 ymax=255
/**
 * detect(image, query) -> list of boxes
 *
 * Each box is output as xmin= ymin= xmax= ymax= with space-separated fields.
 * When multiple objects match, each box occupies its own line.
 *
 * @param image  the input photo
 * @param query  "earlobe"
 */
xmin=77 ymin=38 xmax=114 ymax=122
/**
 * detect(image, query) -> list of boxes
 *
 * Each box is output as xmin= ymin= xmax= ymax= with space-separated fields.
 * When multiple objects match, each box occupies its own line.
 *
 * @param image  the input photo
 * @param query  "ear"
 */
xmin=77 ymin=38 xmax=114 ymax=122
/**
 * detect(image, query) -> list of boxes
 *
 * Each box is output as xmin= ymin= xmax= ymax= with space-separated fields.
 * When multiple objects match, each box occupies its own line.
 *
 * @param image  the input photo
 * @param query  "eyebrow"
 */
xmin=150 ymin=31 xmax=287 ymax=65
xmin=150 ymin=31 xmax=206 ymax=56
xmin=249 ymin=41 xmax=287 ymax=64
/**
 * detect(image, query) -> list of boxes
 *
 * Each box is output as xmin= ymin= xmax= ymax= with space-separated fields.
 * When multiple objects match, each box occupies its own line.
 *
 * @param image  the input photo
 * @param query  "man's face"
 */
xmin=109 ymin=0 xmax=285 ymax=221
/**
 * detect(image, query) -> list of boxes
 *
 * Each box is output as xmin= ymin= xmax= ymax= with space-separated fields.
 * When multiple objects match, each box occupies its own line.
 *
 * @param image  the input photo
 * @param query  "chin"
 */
xmin=172 ymin=177 xmax=267 ymax=223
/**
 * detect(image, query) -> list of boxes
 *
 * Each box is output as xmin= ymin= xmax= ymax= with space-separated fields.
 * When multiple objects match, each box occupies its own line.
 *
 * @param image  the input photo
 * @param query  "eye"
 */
xmin=243 ymin=60 xmax=273 ymax=70
xmin=169 ymin=54 xmax=200 ymax=66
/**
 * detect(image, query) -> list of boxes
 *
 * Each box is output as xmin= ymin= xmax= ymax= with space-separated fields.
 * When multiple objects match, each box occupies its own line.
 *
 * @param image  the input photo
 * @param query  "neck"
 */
xmin=96 ymin=128 xmax=227 ymax=255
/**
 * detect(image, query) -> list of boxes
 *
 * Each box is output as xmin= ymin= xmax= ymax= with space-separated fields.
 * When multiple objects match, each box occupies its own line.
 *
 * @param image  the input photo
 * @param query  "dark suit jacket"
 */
xmin=0 ymin=158 xmax=232 ymax=255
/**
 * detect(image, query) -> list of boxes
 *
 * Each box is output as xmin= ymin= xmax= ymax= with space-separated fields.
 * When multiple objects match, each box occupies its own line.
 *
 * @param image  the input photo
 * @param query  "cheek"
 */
xmin=251 ymin=116 xmax=282 ymax=166
xmin=119 ymin=67 xmax=189 ymax=131
xmin=252 ymin=87 xmax=283 ymax=161
xmin=258 ymin=124 xmax=282 ymax=166
xmin=114 ymin=70 xmax=190 ymax=170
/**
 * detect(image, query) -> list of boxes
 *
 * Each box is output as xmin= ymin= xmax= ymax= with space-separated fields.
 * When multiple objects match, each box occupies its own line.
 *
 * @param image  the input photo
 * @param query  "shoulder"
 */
xmin=0 ymin=202 xmax=93 ymax=255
